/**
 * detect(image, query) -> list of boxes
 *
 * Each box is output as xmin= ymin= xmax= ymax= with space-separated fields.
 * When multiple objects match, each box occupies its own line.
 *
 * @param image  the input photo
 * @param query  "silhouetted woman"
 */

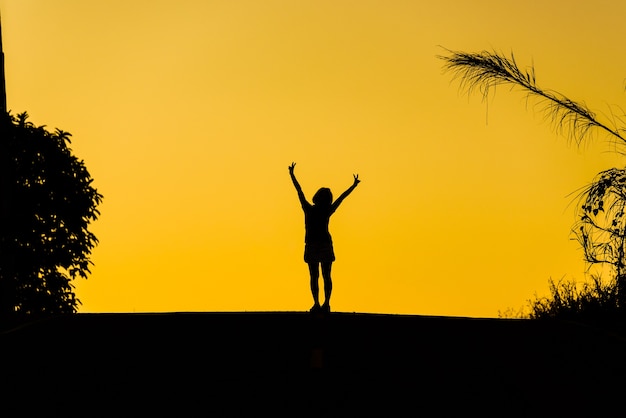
xmin=289 ymin=162 xmax=360 ymax=313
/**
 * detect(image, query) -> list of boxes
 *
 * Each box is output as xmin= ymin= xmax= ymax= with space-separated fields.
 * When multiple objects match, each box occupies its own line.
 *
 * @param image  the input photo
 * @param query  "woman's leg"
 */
xmin=321 ymin=261 xmax=333 ymax=309
xmin=308 ymin=262 xmax=320 ymax=308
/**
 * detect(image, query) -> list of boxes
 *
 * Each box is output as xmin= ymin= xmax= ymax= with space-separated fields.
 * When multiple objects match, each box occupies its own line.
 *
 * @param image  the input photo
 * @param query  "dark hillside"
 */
xmin=2 ymin=312 xmax=625 ymax=417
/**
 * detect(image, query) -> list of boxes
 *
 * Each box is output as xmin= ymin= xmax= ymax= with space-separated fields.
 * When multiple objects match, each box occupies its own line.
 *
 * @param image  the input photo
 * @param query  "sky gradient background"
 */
xmin=2 ymin=0 xmax=625 ymax=316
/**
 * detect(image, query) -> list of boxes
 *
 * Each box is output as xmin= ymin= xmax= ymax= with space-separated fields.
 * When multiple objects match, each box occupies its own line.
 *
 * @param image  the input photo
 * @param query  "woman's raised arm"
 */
xmin=331 ymin=174 xmax=360 ymax=212
xmin=289 ymin=162 xmax=308 ymax=208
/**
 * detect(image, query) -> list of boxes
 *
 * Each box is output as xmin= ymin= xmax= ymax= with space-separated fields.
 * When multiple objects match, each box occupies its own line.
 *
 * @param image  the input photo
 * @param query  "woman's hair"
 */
xmin=312 ymin=187 xmax=333 ymax=207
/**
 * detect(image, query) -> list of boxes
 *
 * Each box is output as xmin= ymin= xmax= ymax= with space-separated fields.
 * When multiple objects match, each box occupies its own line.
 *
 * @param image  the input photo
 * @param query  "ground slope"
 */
xmin=2 ymin=312 xmax=625 ymax=417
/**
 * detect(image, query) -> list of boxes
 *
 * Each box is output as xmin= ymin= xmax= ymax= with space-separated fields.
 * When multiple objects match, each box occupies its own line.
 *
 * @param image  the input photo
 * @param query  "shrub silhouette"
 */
xmin=439 ymin=48 xmax=626 ymax=320
xmin=0 ymin=112 xmax=102 ymax=315
xmin=526 ymin=276 xmax=621 ymax=321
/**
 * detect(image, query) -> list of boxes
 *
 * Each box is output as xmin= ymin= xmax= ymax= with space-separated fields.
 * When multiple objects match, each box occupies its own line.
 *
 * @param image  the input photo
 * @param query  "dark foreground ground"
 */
xmin=2 ymin=312 xmax=626 ymax=417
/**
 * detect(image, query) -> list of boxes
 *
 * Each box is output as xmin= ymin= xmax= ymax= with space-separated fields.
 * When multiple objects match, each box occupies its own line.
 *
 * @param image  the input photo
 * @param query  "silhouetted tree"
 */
xmin=576 ymin=168 xmax=626 ymax=306
xmin=439 ymin=48 xmax=626 ymax=309
xmin=0 ymin=112 xmax=102 ymax=315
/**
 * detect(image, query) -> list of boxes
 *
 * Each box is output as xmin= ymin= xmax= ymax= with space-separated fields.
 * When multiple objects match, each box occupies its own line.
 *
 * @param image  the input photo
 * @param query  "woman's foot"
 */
xmin=321 ymin=303 xmax=331 ymax=313
xmin=310 ymin=303 xmax=321 ymax=313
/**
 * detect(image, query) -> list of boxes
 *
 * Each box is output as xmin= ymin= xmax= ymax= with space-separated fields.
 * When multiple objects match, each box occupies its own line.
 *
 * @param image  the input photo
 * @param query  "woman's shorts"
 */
xmin=304 ymin=241 xmax=335 ymax=263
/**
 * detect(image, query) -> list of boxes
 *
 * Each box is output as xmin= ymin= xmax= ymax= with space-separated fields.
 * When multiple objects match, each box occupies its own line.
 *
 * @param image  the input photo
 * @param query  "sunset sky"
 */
xmin=2 ymin=0 xmax=625 ymax=317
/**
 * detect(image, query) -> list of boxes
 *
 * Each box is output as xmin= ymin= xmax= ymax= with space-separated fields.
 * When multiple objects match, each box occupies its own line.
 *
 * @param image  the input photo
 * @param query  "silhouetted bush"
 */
xmin=526 ymin=276 xmax=622 ymax=321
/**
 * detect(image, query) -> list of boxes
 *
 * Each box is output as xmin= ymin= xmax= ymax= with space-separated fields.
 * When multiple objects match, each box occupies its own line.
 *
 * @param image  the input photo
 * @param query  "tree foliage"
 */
xmin=575 ymin=168 xmax=626 ymax=306
xmin=439 ymin=48 xmax=626 ymax=316
xmin=0 ymin=112 xmax=102 ymax=315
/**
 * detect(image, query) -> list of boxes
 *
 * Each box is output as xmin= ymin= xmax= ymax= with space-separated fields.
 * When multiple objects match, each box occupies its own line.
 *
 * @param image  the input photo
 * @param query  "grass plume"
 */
xmin=438 ymin=48 xmax=626 ymax=147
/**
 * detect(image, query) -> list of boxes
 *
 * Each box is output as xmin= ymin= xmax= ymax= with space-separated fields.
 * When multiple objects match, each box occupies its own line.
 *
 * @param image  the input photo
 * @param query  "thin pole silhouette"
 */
xmin=0 ymin=13 xmax=7 ymax=114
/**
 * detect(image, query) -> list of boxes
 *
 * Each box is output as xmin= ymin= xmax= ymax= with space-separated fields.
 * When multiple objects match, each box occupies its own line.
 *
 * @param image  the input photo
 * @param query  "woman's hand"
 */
xmin=353 ymin=174 xmax=360 ymax=185
xmin=289 ymin=162 xmax=296 ymax=174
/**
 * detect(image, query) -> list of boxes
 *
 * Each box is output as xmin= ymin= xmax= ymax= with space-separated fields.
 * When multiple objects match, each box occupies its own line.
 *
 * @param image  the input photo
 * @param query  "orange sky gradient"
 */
xmin=2 ymin=0 xmax=625 ymax=317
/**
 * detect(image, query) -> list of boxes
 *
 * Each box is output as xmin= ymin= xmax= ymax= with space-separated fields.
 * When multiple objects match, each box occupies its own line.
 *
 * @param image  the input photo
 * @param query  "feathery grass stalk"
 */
xmin=438 ymin=48 xmax=625 ymax=146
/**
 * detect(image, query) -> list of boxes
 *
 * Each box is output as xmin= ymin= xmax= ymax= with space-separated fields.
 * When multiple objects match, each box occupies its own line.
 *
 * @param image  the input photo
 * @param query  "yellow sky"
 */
xmin=2 ymin=0 xmax=625 ymax=316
